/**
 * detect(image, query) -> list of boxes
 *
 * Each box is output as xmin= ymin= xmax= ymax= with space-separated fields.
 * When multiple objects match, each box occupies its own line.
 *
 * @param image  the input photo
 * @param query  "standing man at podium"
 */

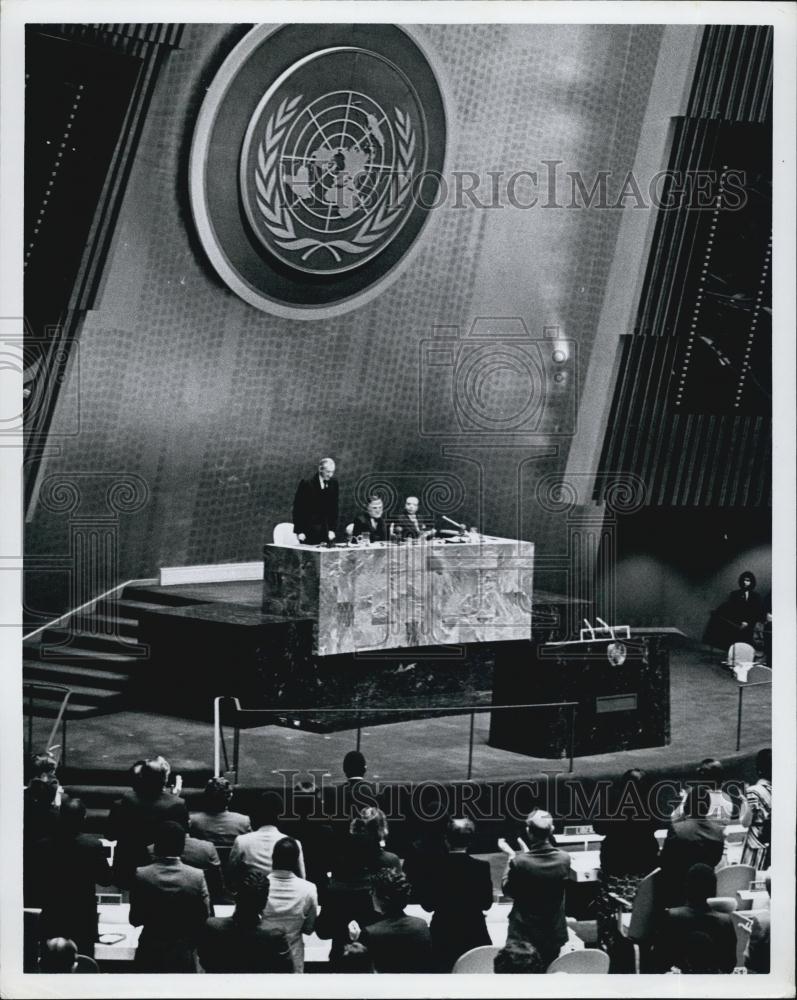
xmin=292 ymin=458 xmax=339 ymax=545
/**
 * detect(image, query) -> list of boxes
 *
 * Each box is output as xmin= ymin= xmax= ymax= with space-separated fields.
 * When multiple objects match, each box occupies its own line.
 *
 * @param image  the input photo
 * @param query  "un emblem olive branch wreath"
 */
xmin=255 ymin=96 xmax=416 ymax=264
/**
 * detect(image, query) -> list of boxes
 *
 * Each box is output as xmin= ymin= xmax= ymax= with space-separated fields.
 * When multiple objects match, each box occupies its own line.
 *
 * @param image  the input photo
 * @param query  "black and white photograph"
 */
xmin=1 ymin=2 xmax=794 ymax=997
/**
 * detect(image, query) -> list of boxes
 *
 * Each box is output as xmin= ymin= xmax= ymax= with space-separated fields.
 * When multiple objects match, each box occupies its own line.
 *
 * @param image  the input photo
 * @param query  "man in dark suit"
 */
xmin=359 ymin=869 xmax=434 ymax=973
xmin=659 ymin=787 xmax=725 ymax=906
xmin=292 ymin=457 xmax=339 ymax=544
xmin=147 ymin=816 xmax=226 ymax=903
xmin=351 ymin=495 xmax=388 ymax=543
xmin=129 ymin=821 xmax=211 ymax=972
xmin=421 ymin=816 xmax=494 ymax=971
xmin=199 ymin=869 xmax=294 ymax=973
xmin=656 ymin=863 xmax=737 ymax=973
xmin=391 ymin=496 xmax=436 ymax=541
xmin=501 ymin=809 xmax=571 ymax=968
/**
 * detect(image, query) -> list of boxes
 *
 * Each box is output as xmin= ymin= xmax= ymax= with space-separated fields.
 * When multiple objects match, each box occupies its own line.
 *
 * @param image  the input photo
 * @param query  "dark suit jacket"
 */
xmin=502 ymin=840 xmax=571 ymax=962
xmin=199 ymin=916 xmax=294 ymax=973
xmin=147 ymin=835 xmax=225 ymax=902
xmin=107 ymin=788 xmax=189 ymax=885
xmin=423 ymin=852 xmax=494 ymax=970
xmin=129 ymin=857 xmax=211 ymax=972
xmin=315 ymin=878 xmax=381 ymax=966
xmin=40 ymin=832 xmax=114 ymax=955
xmin=361 ymin=913 xmax=434 ymax=973
xmin=659 ymin=817 xmax=724 ymax=905
xmin=292 ymin=475 xmax=339 ymax=543
xmin=658 ymin=903 xmax=737 ymax=972
xmin=391 ymin=512 xmax=434 ymax=540
xmin=352 ymin=514 xmax=388 ymax=543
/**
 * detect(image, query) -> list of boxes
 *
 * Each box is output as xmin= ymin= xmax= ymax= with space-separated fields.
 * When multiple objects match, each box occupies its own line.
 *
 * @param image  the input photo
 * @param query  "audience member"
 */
xmin=743 ymin=874 xmax=771 ymax=974
xmin=338 ymin=941 xmax=374 ymax=973
xmin=23 ymin=773 xmax=61 ymax=905
xmin=289 ymin=781 xmax=336 ymax=898
xmin=228 ymin=791 xmax=306 ymax=885
xmin=741 ymin=748 xmax=772 ymax=869
xmin=189 ymin=776 xmax=252 ymax=847
xmin=672 ymin=758 xmax=748 ymax=828
xmin=199 ymin=869 xmax=294 ymax=973
xmin=501 ymin=810 xmax=571 ymax=968
xmin=350 ymin=807 xmax=402 ymax=872
xmin=422 ymin=816 xmax=494 ymax=971
xmin=493 ymin=940 xmax=546 ymax=973
xmin=39 ymin=937 xmax=78 ymax=973
xmin=656 ymin=863 xmax=736 ymax=973
xmin=338 ymin=750 xmax=378 ymax=818
xmin=315 ymin=832 xmax=382 ymax=967
xmin=39 ymin=797 xmax=113 ymax=957
xmin=359 ymin=868 xmax=434 ymax=973
xmin=659 ymin=784 xmax=724 ymax=906
xmin=260 ymin=836 xmax=318 ymax=972
xmin=106 ymin=757 xmax=189 ymax=887
xmin=147 ymin=814 xmax=225 ymax=903
xmin=129 ymin=821 xmax=211 ymax=972
xmin=593 ymin=769 xmax=660 ymax=954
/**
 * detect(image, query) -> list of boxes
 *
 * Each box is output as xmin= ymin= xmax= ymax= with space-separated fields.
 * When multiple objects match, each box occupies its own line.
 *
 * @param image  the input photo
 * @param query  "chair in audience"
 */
xmin=707 ymin=897 xmax=737 ymax=914
xmin=608 ymin=867 xmax=660 ymax=973
xmin=546 ymin=948 xmax=610 ymax=974
xmin=451 ymin=945 xmax=500 ymax=973
xmin=726 ymin=642 xmax=755 ymax=682
xmin=273 ymin=523 xmax=299 ymax=546
xmin=715 ymin=864 xmax=756 ymax=899
xmin=23 ymin=908 xmax=42 ymax=973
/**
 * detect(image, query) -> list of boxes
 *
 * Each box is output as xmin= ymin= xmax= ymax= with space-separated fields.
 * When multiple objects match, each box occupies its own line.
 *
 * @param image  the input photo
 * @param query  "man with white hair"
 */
xmin=500 ymin=809 xmax=571 ymax=967
xmin=292 ymin=458 xmax=339 ymax=544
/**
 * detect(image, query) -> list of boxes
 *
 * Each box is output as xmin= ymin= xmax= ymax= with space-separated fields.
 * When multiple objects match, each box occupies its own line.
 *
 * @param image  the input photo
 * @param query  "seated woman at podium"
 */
xmin=703 ymin=569 xmax=766 ymax=650
xmin=390 ymin=496 xmax=436 ymax=541
xmin=348 ymin=496 xmax=388 ymax=543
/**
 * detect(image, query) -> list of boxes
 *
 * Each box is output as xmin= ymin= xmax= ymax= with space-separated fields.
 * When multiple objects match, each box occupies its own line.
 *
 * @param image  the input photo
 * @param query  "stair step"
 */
xmin=23 ymin=700 xmax=102 ymax=719
xmin=117 ymin=598 xmax=185 ymax=618
xmin=122 ymin=586 xmax=205 ymax=607
xmin=37 ymin=626 xmax=146 ymax=656
xmin=21 ymin=644 xmax=145 ymax=666
xmin=23 ymin=661 xmax=132 ymax=689
xmin=22 ymin=681 xmax=124 ymax=705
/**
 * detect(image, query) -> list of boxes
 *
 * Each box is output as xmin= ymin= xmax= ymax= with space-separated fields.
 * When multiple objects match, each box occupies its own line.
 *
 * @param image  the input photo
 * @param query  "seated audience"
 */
xmin=23 ymin=773 xmax=61 ymax=906
xmin=106 ymin=757 xmax=189 ymax=887
xmin=743 ymin=874 xmax=771 ymax=974
xmin=350 ymin=807 xmax=402 ymax=872
xmin=493 ymin=940 xmax=546 ymax=973
xmin=129 ymin=821 xmax=211 ymax=972
xmin=199 ymin=869 xmax=294 ymax=973
xmin=656 ymin=863 xmax=737 ymax=973
xmin=502 ymin=810 xmax=571 ymax=968
xmin=147 ymin=814 xmax=225 ymax=904
xmin=39 ymin=937 xmax=78 ymax=973
xmin=593 ymin=768 xmax=660 ymax=955
xmin=189 ymin=776 xmax=252 ymax=847
xmin=39 ymin=797 xmax=113 ymax=958
xmin=672 ymin=758 xmax=748 ymax=828
xmin=659 ymin=784 xmax=724 ymax=906
xmin=359 ymin=869 xmax=434 ymax=973
xmin=261 ymin=836 xmax=318 ymax=973
xmin=741 ymin=748 xmax=772 ymax=869
xmin=338 ymin=941 xmax=374 ymax=973
xmin=315 ymin=832 xmax=382 ymax=968
xmin=228 ymin=791 xmax=306 ymax=885
xmin=421 ymin=816 xmax=494 ymax=971
xmin=290 ymin=781 xmax=336 ymax=897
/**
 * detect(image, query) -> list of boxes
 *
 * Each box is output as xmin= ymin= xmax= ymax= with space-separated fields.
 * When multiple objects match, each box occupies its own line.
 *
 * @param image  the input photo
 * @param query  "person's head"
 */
xmin=234 ymin=868 xmax=270 ymax=921
xmin=29 ymin=752 xmax=58 ymax=781
xmin=333 ymin=832 xmax=379 ymax=881
xmin=685 ymin=862 xmax=716 ymax=906
xmin=343 ymin=750 xmax=366 ymax=780
xmin=404 ymin=496 xmax=419 ymax=515
xmin=153 ymin=820 xmax=186 ymax=858
xmin=366 ymin=496 xmax=383 ymax=519
xmin=756 ymin=748 xmax=772 ymax=782
xmin=59 ymin=796 xmax=86 ymax=836
xmin=253 ymin=790 xmax=283 ymax=829
xmin=525 ymin=809 xmax=554 ymax=842
xmin=40 ymin=937 xmax=78 ymax=973
xmin=351 ymin=806 xmax=388 ymax=844
xmin=738 ymin=570 xmax=756 ymax=591
xmin=371 ymin=868 xmax=411 ymax=917
xmin=339 ymin=941 xmax=374 ymax=973
xmin=493 ymin=940 xmax=545 ymax=973
xmin=681 ymin=930 xmax=720 ymax=973
xmin=204 ymin=776 xmax=233 ymax=815
xmin=27 ymin=773 xmax=58 ymax=807
xmin=133 ymin=757 xmax=170 ymax=799
xmin=446 ymin=816 xmax=475 ymax=851
xmin=696 ymin=758 xmax=723 ymax=782
xmin=272 ymin=836 xmax=302 ymax=876
xmin=318 ymin=458 xmax=336 ymax=481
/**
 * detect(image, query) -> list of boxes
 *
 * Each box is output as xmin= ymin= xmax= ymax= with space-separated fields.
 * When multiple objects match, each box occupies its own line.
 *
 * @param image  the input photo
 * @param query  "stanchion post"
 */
xmin=27 ymin=689 xmax=33 ymax=757
xmin=467 ymin=709 xmax=475 ymax=781
xmin=233 ymin=720 xmax=240 ymax=783
xmin=736 ymin=686 xmax=744 ymax=751
xmin=356 ymin=712 xmax=362 ymax=752
xmin=568 ymin=706 xmax=576 ymax=774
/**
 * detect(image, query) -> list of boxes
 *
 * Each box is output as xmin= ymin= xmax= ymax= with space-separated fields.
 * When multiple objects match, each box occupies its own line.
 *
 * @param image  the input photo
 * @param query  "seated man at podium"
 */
xmin=348 ymin=496 xmax=388 ymax=543
xmin=391 ymin=496 xmax=436 ymax=541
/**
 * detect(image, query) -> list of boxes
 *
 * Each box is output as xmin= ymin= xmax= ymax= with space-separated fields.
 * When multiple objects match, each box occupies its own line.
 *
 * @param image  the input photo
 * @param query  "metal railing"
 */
xmin=23 ymin=683 xmax=72 ymax=768
xmin=736 ymin=674 xmax=772 ymax=751
xmin=22 ymin=576 xmax=158 ymax=642
xmin=213 ymin=695 xmax=578 ymax=782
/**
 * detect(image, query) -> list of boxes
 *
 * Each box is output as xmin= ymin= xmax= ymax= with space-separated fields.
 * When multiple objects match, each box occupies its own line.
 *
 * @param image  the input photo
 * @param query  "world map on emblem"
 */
xmin=241 ymin=48 xmax=428 ymax=275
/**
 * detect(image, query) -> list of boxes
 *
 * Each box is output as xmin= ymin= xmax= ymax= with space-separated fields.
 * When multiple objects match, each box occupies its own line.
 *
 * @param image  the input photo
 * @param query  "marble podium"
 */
xmin=262 ymin=536 xmax=534 ymax=656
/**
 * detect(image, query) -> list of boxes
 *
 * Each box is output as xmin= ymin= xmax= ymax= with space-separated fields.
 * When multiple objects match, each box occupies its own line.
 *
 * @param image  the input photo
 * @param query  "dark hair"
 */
xmin=343 ymin=750 xmax=366 ymax=779
xmin=40 ymin=937 xmax=77 ymax=973
xmin=59 ymin=796 xmax=86 ymax=835
xmin=333 ymin=832 xmax=380 ymax=881
xmin=204 ymin=776 xmax=233 ymax=814
xmin=234 ymin=869 xmax=270 ymax=920
xmin=351 ymin=806 xmax=388 ymax=843
xmin=494 ymin=940 xmax=545 ymax=973
xmin=685 ymin=862 xmax=717 ymax=903
xmin=154 ymin=821 xmax=186 ymax=858
xmin=738 ymin=570 xmax=757 ymax=590
xmin=681 ymin=930 xmax=720 ymax=973
xmin=371 ymin=868 xmax=411 ymax=914
xmin=756 ymin=748 xmax=772 ymax=781
xmin=697 ymin=758 xmax=723 ymax=780
xmin=253 ymin=791 xmax=282 ymax=828
xmin=30 ymin=753 xmax=58 ymax=779
xmin=133 ymin=759 xmax=169 ymax=799
xmin=446 ymin=816 xmax=475 ymax=850
xmin=340 ymin=941 xmax=374 ymax=973
xmin=27 ymin=773 xmax=58 ymax=806
xmin=272 ymin=836 xmax=301 ymax=875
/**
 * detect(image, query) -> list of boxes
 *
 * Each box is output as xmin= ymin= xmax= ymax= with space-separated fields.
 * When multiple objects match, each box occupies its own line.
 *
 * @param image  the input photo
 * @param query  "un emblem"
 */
xmin=191 ymin=26 xmax=448 ymax=318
